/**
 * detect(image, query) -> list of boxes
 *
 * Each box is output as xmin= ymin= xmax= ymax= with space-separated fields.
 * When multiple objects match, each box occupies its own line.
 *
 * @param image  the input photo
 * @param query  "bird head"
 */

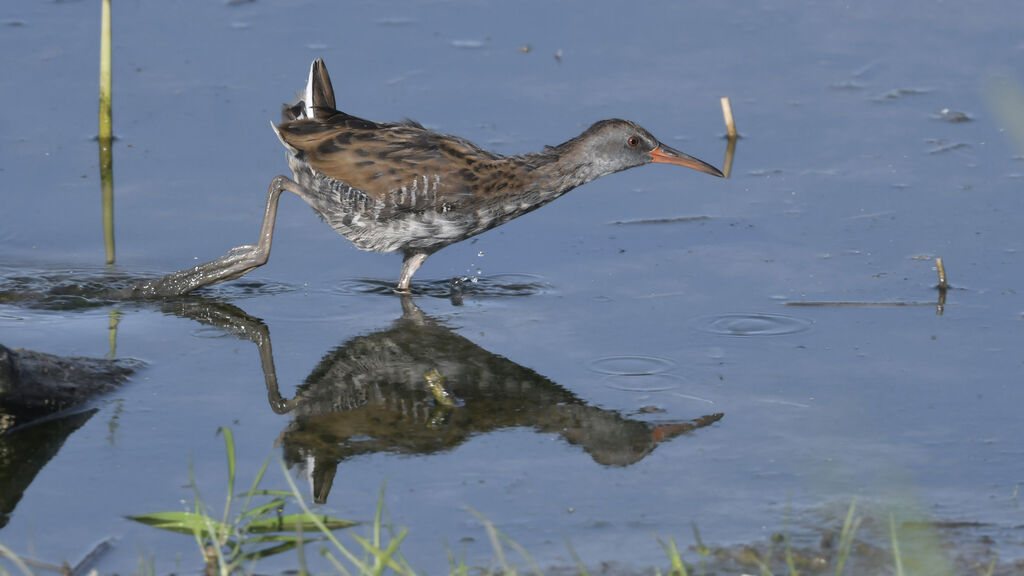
xmin=575 ymin=119 xmax=723 ymax=178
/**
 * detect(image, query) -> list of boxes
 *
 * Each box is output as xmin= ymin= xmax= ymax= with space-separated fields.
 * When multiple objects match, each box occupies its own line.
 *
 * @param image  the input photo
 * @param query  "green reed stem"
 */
xmin=99 ymin=0 xmax=115 ymax=264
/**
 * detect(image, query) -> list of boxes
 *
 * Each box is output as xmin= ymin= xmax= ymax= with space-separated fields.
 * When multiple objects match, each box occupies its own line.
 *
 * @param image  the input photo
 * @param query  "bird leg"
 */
xmin=129 ymin=175 xmax=310 ymax=298
xmin=396 ymin=251 xmax=430 ymax=293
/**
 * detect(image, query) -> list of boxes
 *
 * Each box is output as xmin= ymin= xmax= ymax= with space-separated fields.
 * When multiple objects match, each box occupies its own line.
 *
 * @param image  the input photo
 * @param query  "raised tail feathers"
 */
xmin=304 ymin=58 xmax=336 ymax=119
xmin=280 ymin=58 xmax=338 ymax=123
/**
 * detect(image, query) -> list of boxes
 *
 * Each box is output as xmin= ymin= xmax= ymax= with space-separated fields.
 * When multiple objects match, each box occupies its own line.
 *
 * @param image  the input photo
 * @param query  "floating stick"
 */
xmin=720 ymin=96 xmax=737 ymax=139
xmin=935 ymin=257 xmax=948 ymax=290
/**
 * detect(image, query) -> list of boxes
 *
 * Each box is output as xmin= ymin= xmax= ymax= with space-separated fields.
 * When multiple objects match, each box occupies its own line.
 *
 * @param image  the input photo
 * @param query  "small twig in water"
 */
xmin=935 ymin=257 xmax=948 ymax=290
xmin=720 ymin=97 xmax=737 ymax=138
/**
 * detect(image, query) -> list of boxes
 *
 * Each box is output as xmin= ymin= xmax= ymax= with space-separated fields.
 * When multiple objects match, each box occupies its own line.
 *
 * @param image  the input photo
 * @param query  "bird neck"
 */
xmin=515 ymin=144 xmax=598 ymax=200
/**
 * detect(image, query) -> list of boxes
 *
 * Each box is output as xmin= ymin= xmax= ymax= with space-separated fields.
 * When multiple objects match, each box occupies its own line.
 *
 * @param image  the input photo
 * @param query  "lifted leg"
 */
xmin=129 ymin=175 xmax=309 ymax=298
xmin=396 ymin=251 xmax=429 ymax=293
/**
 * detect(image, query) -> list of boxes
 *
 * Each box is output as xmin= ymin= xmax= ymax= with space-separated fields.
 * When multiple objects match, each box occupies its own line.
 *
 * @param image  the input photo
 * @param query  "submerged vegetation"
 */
xmin=0 ymin=428 xmax=1007 ymax=576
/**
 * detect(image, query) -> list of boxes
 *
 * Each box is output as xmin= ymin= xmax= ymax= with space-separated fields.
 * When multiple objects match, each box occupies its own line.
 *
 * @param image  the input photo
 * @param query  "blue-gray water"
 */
xmin=2 ymin=1 xmax=1023 ymax=572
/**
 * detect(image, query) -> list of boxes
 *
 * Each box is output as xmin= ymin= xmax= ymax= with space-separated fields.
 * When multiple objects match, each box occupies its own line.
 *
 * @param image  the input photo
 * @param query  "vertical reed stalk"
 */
xmin=99 ymin=0 xmax=112 ymax=141
xmin=99 ymin=0 xmax=115 ymax=265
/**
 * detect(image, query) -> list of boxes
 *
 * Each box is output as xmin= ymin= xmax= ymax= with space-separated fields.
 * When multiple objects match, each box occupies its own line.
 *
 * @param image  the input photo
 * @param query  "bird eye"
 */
xmin=627 ymin=136 xmax=639 ymax=148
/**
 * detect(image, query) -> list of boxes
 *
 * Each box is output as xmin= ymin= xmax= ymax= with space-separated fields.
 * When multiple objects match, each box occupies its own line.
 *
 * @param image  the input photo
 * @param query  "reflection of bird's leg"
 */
xmin=256 ymin=322 xmax=296 ymax=415
xmin=130 ymin=176 xmax=311 ymax=297
xmin=397 ymin=293 xmax=426 ymax=322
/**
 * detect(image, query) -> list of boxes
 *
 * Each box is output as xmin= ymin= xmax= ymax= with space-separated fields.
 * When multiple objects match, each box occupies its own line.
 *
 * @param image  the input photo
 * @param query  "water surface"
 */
xmin=2 ymin=0 xmax=1023 ymax=572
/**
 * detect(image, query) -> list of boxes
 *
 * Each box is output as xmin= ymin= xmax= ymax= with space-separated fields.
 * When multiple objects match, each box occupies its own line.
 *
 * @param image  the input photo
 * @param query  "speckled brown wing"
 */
xmin=276 ymin=113 xmax=509 ymax=210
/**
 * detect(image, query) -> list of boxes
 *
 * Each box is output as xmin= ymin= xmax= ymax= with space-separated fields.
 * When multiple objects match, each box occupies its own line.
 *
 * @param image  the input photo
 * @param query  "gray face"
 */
xmin=577 ymin=119 xmax=661 ymax=175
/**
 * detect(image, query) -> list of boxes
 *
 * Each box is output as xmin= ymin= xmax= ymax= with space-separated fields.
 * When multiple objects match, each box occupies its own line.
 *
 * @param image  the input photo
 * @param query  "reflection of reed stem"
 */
xmin=99 ymin=0 xmax=115 ymax=265
xmin=720 ymin=97 xmax=737 ymax=178
xmin=935 ymin=257 xmax=948 ymax=315
xmin=107 ymin=307 xmax=122 ymax=357
xmin=100 ymin=139 xmax=115 ymax=265
xmin=722 ymin=133 xmax=736 ymax=179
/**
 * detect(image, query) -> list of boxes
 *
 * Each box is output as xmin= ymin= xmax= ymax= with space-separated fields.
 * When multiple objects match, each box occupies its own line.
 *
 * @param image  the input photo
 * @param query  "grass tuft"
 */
xmin=890 ymin=512 xmax=905 ymax=576
xmin=128 ymin=428 xmax=354 ymax=575
xmin=655 ymin=535 xmax=688 ymax=576
xmin=834 ymin=499 xmax=861 ymax=576
xmin=1 ymin=429 xmax=1005 ymax=576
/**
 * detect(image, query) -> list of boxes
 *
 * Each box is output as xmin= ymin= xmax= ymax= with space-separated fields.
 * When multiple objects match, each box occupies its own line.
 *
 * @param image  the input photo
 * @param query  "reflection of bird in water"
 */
xmin=148 ymin=292 xmax=718 ymax=503
xmin=131 ymin=59 xmax=722 ymax=297
xmin=265 ymin=297 xmax=722 ymax=503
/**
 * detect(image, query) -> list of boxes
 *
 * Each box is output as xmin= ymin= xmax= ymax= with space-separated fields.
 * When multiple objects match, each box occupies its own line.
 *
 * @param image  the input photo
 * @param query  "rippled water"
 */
xmin=588 ymin=354 xmax=676 ymax=376
xmin=331 ymin=272 xmax=554 ymax=300
xmin=691 ymin=312 xmax=814 ymax=336
xmin=2 ymin=0 xmax=1024 ymax=573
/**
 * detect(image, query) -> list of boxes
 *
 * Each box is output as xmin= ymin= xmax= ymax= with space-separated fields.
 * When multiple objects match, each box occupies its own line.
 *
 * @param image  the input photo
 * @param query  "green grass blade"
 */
xmin=464 ymin=511 xmax=539 ymax=576
xmin=750 ymin=553 xmax=773 ymax=576
xmin=982 ymin=555 xmax=997 ymax=576
xmin=349 ymin=529 xmax=411 ymax=576
xmin=690 ymin=524 xmax=710 ymax=575
xmin=188 ymin=499 xmax=207 ymax=568
xmin=238 ymin=498 xmax=288 ymax=522
xmin=232 ymin=534 xmax=323 ymax=544
xmin=783 ymin=531 xmax=796 ymax=576
xmin=373 ymin=484 xmax=386 ymax=567
xmin=889 ymin=512 xmax=904 ymax=576
xmin=237 ymin=541 xmax=300 ymax=562
xmin=505 ymin=537 xmax=541 ymax=576
xmin=200 ymin=511 xmax=231 ymax=576
xmin=217 ymin=427 xmax=236 ymax=529
xmin=690 ymin=524 xmax=709 ymax=556
xmin=246 ymin=513 xmax=357 ymax=534
xmin=127 ymin=511 xmax=227 ymax=537
xmin=835 ymin=500 xmax=859 ymax=576
xmin=655 ymin=535 xmax=688 ymax=576
xmin=393 ymin=549 xmax=418 ymax=576
xmin=446 ymin=542 xmax=469 ymax=576
xmin=468 ymin=508 xmax=509 ymax=573
xmin=380 ymin=529 xmax=410 ymax=576
xmin=295 ymin=517 xmax=308 ymax=576
xmin=321 ymin=549 xmax=353 ymax=576
xmin=565 ymin=538 xmax=589 ymax=576
xmin=277 ymin=459 xmax=370 ymax=574
xmin=239 ymin=489 xmax=295 ymax=498
xmin=236 ymin=454 xmax=274 ymax=520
